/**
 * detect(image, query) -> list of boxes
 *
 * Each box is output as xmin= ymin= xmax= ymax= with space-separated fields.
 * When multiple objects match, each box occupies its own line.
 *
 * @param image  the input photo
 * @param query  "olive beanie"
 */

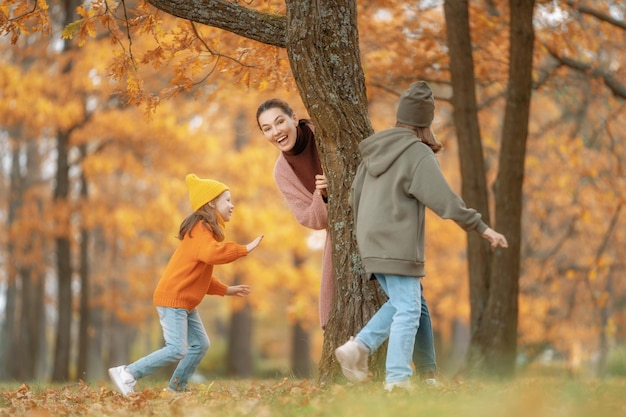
xmin=396 ymin=81 xmax=435 ymax=127
xmin=185 ymin=174 xmax=229 ymax=211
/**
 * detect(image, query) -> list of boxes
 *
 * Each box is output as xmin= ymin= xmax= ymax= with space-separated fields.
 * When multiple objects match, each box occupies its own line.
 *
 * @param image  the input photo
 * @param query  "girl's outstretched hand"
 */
xmin=246 ymin=235 xmax=264 ymax=253
xmin=482 ymin=227 xmax=508 ymax=248
xmin=226 ymin=285 xmax=251 ymax=297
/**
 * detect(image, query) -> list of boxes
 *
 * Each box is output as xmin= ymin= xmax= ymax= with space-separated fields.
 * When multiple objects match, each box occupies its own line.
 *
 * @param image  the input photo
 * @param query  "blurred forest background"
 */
xmin=1 ymin=0 xmax=625 ymax=384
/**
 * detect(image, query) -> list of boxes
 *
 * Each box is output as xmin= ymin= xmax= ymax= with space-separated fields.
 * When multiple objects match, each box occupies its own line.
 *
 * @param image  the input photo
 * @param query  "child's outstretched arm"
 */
xmin=226 ymin=285 xmax=251 ymax=297
xmin=246 ymin=235 xmax=264 ymax=253
xmin=481 ymin=227 xmax=508 ymax=248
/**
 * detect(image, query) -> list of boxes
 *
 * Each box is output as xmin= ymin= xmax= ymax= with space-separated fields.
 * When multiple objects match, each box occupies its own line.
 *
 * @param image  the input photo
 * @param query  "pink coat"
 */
xmin=274 ymin=153 xmax=334 ymax=328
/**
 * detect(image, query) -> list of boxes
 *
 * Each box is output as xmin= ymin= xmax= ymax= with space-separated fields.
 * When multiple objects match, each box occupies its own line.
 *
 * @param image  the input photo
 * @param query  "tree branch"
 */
xmin=543 ymin=43 xmax=626 ymax=99
xmin=566 ymin=0 xmax=626 ymax=30
xmin=146 ymin=0 xmax=286 ymax=48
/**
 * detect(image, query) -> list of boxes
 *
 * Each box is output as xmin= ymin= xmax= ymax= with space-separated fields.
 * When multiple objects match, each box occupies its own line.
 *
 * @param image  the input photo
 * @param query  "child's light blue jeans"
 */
xmin=127 ymin=307 xmax=210 ymax=391
xmin=413 ymin=283 xmax=437 ymax=375
xmin=356 ymin=274 xmax=422 ymax=384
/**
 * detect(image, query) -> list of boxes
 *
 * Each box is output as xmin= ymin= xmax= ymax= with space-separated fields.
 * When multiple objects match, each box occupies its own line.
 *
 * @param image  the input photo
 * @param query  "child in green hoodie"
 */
xmin=336 ymin=81 xmax=508 ymax=392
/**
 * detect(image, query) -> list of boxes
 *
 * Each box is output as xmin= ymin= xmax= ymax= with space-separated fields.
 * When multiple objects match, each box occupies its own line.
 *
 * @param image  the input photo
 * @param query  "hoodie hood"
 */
xmin=358 ymin=127 xmax=422 ymax=177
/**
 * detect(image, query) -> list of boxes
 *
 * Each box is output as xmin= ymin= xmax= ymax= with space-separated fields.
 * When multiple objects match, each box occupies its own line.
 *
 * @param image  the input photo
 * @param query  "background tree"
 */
xmin=443 ymin=0 xmax=495 ymax=374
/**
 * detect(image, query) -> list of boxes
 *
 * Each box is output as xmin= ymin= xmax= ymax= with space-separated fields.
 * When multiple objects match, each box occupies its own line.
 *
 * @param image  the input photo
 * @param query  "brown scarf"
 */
xmin=283 ymin=120 xmax=322 ymax=194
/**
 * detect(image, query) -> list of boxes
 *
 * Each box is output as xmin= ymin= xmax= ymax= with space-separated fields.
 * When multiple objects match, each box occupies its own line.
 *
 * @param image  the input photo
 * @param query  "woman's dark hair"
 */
xmin=178 ymin=203 xmax=224 ymax=241
xmin=256 ymin=98 xmax=294 ymax=129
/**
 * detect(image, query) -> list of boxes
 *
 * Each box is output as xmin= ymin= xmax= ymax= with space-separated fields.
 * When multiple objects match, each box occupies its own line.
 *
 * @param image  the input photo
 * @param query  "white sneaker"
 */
xmin=384 ymin=379 xmax=413 ymax=392
xmin=335 ymin=337 xmax=370 ymax=383
xmin=108 ymin=365 xmax=136 ymax=396
xmin=424 ymin=377 xmax=440 ymax=387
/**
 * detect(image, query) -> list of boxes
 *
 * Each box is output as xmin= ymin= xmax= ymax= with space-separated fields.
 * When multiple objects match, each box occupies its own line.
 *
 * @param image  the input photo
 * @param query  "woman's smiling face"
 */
xmin=257 ymin=107 xmax=299 ymax=152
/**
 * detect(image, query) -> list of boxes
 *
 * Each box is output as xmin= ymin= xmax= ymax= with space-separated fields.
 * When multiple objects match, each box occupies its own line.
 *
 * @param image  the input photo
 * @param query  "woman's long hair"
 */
xmin=178 ymin=203 xmax=224 ymax=241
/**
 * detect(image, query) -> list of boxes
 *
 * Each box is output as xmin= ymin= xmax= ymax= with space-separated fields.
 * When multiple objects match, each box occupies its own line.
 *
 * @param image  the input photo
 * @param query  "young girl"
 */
xmin=337 ymin=81 xmax=507 ymax=391
xmin=109 ymin=174 xmax=263 ymax=396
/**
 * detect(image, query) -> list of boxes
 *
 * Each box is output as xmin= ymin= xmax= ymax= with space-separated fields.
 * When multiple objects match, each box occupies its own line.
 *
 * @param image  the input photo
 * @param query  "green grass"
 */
xmin=1 ymin=376 xmax=625 ymax=416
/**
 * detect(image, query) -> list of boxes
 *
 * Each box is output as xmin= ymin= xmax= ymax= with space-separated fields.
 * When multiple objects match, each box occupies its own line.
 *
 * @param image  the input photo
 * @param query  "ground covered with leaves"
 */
xmin=1 ymin=377 xmax=625 ymax=417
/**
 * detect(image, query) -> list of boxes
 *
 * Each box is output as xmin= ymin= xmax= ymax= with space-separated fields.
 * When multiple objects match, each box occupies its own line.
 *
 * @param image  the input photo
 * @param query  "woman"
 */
xmin=256 ymin=99 xmax=438 ymax=383
xmin=256 ymin=99 xmax=333 ymax=328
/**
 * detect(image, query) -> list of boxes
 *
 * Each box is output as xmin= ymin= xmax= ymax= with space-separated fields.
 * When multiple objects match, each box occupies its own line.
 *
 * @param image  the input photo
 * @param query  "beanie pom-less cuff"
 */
xmin=185 ymin=174 xmax=229 ymax=212
xmin=396 ymin=81 xmax=435 ymax=128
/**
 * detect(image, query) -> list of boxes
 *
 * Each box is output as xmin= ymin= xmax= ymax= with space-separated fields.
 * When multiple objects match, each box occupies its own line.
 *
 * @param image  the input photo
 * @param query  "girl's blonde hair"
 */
xmin=396 ymin=122 xmax=443 ymax=154
xmin=178 ymin=202 xmax=224 ymax=241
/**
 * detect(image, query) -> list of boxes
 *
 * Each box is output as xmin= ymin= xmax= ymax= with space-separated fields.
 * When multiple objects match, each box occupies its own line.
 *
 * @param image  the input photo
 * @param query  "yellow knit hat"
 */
xmin=185 ymin=174 xmax=229 ymax=212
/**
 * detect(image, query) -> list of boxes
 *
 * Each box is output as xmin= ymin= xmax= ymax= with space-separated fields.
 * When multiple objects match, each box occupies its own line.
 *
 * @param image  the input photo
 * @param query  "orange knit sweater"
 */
xmin=153 ymin=222 xmax=248 ymax=310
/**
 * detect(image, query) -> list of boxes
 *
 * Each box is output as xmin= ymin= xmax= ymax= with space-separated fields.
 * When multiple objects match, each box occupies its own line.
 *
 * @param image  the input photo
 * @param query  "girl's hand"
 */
xmin=226 ymin=285 xmax=251 ymax=297
xmin=246 ymin=235 xmax=264 ymax=253
xmin=315 ymin=174 xmax=328 ymax=199
xmin=482 ymin=227 xmax=508 ymax=248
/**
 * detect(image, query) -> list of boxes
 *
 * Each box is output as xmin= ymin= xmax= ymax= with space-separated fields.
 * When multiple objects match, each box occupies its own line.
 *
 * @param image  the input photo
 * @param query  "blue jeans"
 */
xmin=356 ymin=274 xmax=422 ymax=384
xmin=413 ymin=283 xmax=437 ymax=375
xmin=127 ymin=307 xmax=210 ymax=392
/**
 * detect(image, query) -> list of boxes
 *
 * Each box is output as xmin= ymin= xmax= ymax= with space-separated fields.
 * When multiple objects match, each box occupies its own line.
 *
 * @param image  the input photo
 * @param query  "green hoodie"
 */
xmin=350 ymin=127 xmax=488 ymax=278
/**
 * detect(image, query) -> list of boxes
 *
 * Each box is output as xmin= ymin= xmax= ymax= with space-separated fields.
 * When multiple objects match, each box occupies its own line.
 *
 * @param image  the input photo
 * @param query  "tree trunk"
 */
xmin=3 ymin=137 xmax=47 ymax=381
xmin=597 ymin=268 xmax=612 ymax=378
xmin=594 ymin=205 xmax=621 ymax=378
xmin=19 ymin=268 xmax=35 ymax=380
xmin=443 ymin=0 xmax=493 ymax=342
xmin=86 ymin=228 xmax=107 ymax=381
xmin=77 ymin=155 xmax=90 ymax=381
xmin=17 ymin=270 xmax=45 ymax=381
xmin=284 ymin=0 xmax=386 ymax=383
xmin=471 ymin=0 xmax=536 ymax=377
xmin=87 ymin=288 xmax=105 ymax=381
xmin=291 ymin=321 xmax=311 ymax=379
xmin=52 ymin=128 xmax=73 ymax=382
xmin=24 ymin=139 xmax=46 ymax=381
xmin=227 ymin=301 xmax=253 ymax=377
xmin=107 ymin=314 xmax=136 ymax=367
xmin=51 ymin=0 xmax=81 ymax=383
xmin=0 ymin=139 xmax=21 ymax=380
